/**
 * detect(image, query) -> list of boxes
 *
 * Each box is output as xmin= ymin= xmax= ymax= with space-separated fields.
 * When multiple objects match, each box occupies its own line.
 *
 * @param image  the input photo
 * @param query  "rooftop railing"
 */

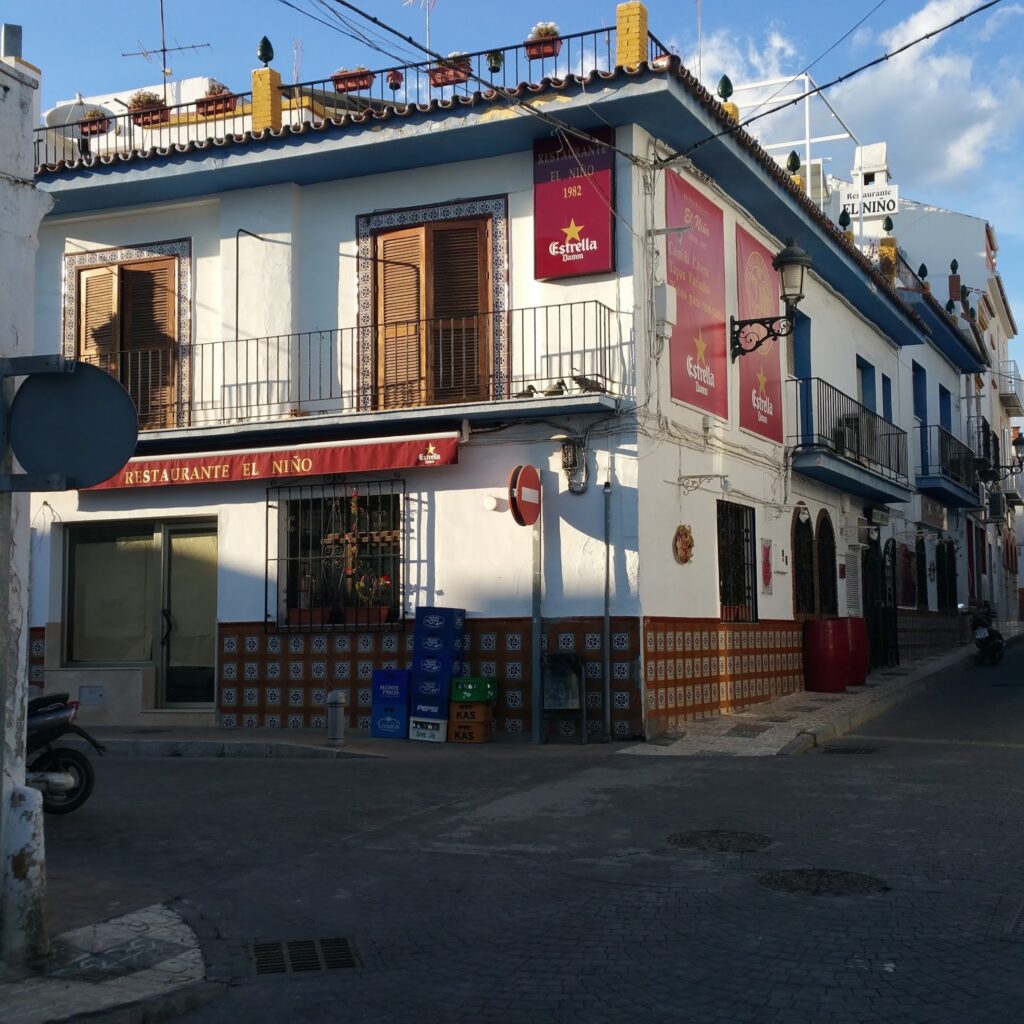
xmin=35 ymin=28 xmax=674 ymax=169
xmin=79 ymin=300 xmax=631 ymax=432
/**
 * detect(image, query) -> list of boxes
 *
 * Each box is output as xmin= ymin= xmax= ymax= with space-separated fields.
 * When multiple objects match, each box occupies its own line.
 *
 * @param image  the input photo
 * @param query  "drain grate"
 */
xmin=823 ymin=746 xmax=877 ymax=755
xmin=667 ymin=830 xmax=772 ymax=853
xmin=249 ymin=938 xmax=359 ymax=975
xmin=759 ymin=869 xmax=889 ymax=896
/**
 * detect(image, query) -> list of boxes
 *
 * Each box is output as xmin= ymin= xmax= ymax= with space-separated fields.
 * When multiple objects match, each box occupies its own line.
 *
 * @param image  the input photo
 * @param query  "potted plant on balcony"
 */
xmin=386 ymin=68 xmax=404 ymax=91
xmin=428 ymin=52 xmax=472 ymax=87
xmin=524 ymin=22 xmax=562 ymax=60
xmin=79 ymin=108 xmax=111 ymax=136
xmin=485 ymin=50 xmax=504 ymax=74
xmin=128 ymin=89 xmax=170 ymax=127
xmin=345 ymin=567 xmax=393 ymax=625
xmin=331 ymin=65 xmax=375 ymax=93
xmin=196 ymin=80 xmax=238 ymax=117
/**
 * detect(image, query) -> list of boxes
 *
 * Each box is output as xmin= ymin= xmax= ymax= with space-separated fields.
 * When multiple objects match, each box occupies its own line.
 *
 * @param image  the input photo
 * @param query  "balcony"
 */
xmin=788 ymin=378 xmax=912 ymax=505
xmin=80 ymin=301 xmax=630 ymax=440
xmin=35 ymin=28 xmax=672 ymax=171
xmin=998 ymin=360 xmax=1024 ymax=415
xmin=915 ymin=424 xmax=981 ymax=509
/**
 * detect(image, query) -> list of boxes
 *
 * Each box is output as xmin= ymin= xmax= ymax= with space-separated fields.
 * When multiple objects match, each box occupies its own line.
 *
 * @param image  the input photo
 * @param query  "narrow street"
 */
xmin=42 ymin=644 xmax=1024 ymax=1024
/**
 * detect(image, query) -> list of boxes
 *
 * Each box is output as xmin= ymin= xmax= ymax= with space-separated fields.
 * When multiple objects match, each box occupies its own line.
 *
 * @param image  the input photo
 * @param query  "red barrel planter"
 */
xmin=843 ymin=617 xmax=870 ymax=686
xmin=802 ymin=618 xmax=849 ymax=693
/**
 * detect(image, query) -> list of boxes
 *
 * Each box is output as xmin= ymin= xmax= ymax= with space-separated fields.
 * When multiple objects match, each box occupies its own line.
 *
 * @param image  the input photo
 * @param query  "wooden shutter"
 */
xmin=78 ymin=267 xmax=118 ymax=371
xmin=430 ymin=221 xmax=488 ymax=404
xmin=121 ymin=258 xmax=178 ymax=429
xmin=375 ymin=228 xmax=425 ymax=409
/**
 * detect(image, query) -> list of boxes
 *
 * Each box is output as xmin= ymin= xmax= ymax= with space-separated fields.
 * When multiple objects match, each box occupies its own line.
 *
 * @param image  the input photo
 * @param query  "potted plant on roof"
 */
xmin=196 ymin=80 xmax=238 ymax=117
xmin=79 ymin=107 xmax=111 ymax=136
xmin=429 ymin=51 xmax=472 ymax=87
xmin=485 ymin=50 xmax=504 ymax=74
xmin=331 ymin=65 xmax=375 ymax=93
xmin=128 ymin=89 xmax=169 ymax=127
xmin=524 ymin=22 xmax=561 ymax=60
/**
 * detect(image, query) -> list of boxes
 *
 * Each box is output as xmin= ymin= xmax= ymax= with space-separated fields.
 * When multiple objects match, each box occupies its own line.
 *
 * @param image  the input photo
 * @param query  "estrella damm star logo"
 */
xmin=561 ymin=219 xmax=585 ymax=243
xmin=693 ymin=328 xmax=708 ymax=365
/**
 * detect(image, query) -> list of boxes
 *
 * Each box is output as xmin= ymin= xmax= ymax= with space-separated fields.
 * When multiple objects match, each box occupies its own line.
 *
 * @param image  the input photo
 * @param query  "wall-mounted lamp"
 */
xmin=730 ymin=241 xmax=812 ymax=361
xmin=796 ymin=505 xmax=811 ymax=524
xmin=868 ymin=525 xmax=880 ymax=542
xmin=978 ymin=432 xmax=1024 ymax=487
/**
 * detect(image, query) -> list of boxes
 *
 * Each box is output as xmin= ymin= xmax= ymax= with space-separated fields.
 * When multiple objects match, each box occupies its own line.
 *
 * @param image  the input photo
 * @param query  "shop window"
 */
xmin=77 ymin=257 xmax=179 ymax=430
xmin=717 ymin=500 xmax=757 ymax=623
xmin=816 ymin=512 xmax=838 ymax=615
xmin=375 ymin=220 xmax=491 ymax=409
xmin=792 ymin=509 xmax=815 ymax=616
xmin=270 ymin=480 xmax=405 ymax=629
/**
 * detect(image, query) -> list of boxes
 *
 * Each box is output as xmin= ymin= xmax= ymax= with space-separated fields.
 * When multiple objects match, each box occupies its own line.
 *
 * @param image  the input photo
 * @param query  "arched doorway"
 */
xmin=792 ymin=507 xmax=815 ymax=616
xmin=816 ymin=511 xmax=838 ymax=615
xmin=882 ymin=538 xmax=899 ymax=666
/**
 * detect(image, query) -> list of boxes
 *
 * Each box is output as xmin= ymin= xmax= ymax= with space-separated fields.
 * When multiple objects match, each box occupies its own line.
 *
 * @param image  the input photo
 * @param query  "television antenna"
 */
xmin=122 ymin=0 xmax=210 ymax=104
xmin=402 ymin=0 xmax=437 ymax=56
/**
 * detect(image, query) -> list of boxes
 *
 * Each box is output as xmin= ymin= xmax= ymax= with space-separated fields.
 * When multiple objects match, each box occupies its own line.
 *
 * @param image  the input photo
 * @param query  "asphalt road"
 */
xmin=43 ymin=643 xmax=1024 ymax=1023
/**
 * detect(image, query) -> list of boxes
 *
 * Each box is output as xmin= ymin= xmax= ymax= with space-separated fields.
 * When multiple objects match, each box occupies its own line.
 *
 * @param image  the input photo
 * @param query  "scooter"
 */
xmin=973 ymin=615 xmax=1005 ymax=666
xmin=26 ymin=693 xmax=105 ymax=814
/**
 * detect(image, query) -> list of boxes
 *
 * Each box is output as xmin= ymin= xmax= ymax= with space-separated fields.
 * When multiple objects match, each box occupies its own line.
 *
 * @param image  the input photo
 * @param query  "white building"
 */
xmin=24 ymin=4 xmax=1013 ymax=741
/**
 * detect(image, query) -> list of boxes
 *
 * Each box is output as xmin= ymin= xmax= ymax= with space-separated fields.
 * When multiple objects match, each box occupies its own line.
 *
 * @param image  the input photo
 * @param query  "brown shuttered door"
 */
xmin=375 ymin=229 xmax=425 ymax=410
xmin=78 ymin=267 xmax=118 ymax=373
xmin=121 ymin=258 xmax=178 ymax=429
xmin=431 ymin=221 xmax=488 ymax=404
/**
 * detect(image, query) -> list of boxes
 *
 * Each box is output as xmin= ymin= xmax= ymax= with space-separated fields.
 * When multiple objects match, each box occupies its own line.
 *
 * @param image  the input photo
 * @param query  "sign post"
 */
xmin=509 ymin=466 xmax=544 ymax=740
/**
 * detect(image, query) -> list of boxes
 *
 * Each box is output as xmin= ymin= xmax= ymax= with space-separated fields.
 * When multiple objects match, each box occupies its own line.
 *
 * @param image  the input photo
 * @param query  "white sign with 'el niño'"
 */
xmin=839 ymin=184 xmax=899 ymax=218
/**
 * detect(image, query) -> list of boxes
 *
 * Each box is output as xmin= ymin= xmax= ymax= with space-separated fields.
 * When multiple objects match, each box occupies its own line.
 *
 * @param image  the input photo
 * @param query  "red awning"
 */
xmin=86 ymin=433 xmax=459 ymax=491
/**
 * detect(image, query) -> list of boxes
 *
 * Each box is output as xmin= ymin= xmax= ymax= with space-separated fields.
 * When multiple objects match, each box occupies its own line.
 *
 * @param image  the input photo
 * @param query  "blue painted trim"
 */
xmin=902 ymin=292 xmax=983 ymax=372
xmin=915 ymin=474 xmax=979 ymax=510
xmin=791 ymin=448 xmax=912 ymax=505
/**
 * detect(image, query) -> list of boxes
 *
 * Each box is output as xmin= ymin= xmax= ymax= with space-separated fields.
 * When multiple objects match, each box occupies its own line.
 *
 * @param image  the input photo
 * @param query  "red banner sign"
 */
xmin=666 ymin=172 xmax=727 ymax=419
xmin=86 ymin=435 xmax=459 ymax=491
xmin=534 ymin=126 xmax=615 ymax=280
xmin=736 ymin=226 xmax=783 ymax=443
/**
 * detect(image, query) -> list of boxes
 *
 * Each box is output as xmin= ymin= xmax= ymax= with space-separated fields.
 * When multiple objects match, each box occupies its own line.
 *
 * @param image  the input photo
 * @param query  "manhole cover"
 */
xmin=666 ymin=830 xmax=772 ymax=852
xmin=249 ymin=938 xmax=359 ymax=975
xmin=823 ymin=746 xmax=877 ymax=754
xmin=759 ymin=869 xmax=889 ymax=896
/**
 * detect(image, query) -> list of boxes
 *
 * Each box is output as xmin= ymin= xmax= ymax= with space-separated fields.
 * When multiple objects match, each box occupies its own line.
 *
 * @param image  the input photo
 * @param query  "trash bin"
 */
xmin=803 ymin=618 xmax=849 ymax=693
xmin=843 ymin=617 xmax=869 ymax=686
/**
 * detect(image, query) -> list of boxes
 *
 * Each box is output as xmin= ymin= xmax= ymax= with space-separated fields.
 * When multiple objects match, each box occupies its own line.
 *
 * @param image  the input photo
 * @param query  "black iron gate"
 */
xmin=862 ymin=536 xmax=900 ymax=670
xmin=882 ymin=537 xmax=899 ymax=666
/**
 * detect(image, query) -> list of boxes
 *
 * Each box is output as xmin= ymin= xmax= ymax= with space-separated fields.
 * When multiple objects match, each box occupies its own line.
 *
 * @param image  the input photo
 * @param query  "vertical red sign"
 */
xmin=534 ymin=127 xmax=615 ymax=280
xmin=736 ymin=226 xmax=783 ymax=443
xmin=666 ymin=172 xmax=727 ymax=419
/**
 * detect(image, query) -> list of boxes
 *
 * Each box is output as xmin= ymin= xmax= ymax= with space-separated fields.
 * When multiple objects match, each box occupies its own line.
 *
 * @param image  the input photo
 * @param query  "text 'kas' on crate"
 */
xmin=450 ymin=701 xmax=491 ymax=723
xmin=449 ymin=720 xmax=493 ymax=744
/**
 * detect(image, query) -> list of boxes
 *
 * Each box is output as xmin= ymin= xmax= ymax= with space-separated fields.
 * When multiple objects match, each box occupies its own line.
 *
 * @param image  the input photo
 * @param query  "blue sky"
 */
xmin=9 ymin=0 xmax=1023 ymax=351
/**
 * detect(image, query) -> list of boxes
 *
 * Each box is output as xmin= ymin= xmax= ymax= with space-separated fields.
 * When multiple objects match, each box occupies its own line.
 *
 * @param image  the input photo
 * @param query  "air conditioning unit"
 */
xmin=870 ymin=508 xmax=890 ymax=528
xmin=841 ymin=516 xmax=871 ymax=546
xmin=989 ymin=491 xmax=1007 ymax=523
xmin=839 ymin=412 xmax=877 ymax=463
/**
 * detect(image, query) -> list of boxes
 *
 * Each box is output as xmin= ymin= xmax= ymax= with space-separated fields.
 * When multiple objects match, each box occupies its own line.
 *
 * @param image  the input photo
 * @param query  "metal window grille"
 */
xmin=267 ymin=479 xmax=405 ymax=631
xmin=717 ymin=500 xmax=758 ymax=623
xmin=817 ymin=516 xmax=839 ymax=615
xmin=793 ymin=515 xmax=816 ymax=615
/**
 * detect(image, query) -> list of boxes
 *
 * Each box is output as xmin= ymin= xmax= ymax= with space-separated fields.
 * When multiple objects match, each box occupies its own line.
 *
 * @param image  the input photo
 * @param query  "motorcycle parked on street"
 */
xmin=972 ymin=608 xmax=1005 ymax=666
xmin=26 ymin=693 xmax=105 ymax=814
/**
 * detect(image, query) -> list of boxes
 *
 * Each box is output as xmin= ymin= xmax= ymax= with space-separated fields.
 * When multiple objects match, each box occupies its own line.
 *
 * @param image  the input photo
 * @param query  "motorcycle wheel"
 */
xmin=30 ymin=748 xmax=94 ymax=815
xmin=991 ymin=647 xmax=1005 ymax=666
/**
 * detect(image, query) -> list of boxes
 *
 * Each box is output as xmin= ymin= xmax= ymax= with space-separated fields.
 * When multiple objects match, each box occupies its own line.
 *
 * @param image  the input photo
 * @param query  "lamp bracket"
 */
xmin=730 ymin=314 xmax=795 ymax=361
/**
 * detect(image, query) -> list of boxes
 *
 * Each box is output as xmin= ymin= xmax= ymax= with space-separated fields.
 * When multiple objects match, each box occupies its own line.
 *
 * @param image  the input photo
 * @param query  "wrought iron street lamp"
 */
xmin=730 ymin=241 xmax=812 ymax=361
xmin=978 ymin=432 xmax=1024 ymax=486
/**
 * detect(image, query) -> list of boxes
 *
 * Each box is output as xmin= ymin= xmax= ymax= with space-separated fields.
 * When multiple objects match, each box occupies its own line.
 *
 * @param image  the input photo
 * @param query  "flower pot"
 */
xmin=79 ymin=117 xmax=111 ymax=136
xmin=343 ymin=606 xmax=391 ymax=626
xmin=428 ymin=61 xmax=471 ymax=88
xmin=131 ymin=106 xmax=170 ymax=128
xmin=386 ymin=69 xmax=404 ymax=91
xmin=524 ymin=37 xmax=562 ymax=60
xmin=287 ymin=607 xmax=332 ymax=627
xmin=331 ymin=71 xmax=375 ymax=93
xmin=486 ymin=53 xmax=504 ymax=74
xmin=196 ymin=94 xmax=238 ymax=117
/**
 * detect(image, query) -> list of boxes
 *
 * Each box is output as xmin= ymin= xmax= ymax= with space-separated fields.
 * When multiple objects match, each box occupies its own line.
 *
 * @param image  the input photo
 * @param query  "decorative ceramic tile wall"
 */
xmin=641 ymin=618 xmax=805 ymax=737
xmin=897 ymin=609 xmax=967 ymax=664
xmin=29 ymin=627 xmax=46 ymax=687
xmin=216 ymin=617 xmax=643 ymax=738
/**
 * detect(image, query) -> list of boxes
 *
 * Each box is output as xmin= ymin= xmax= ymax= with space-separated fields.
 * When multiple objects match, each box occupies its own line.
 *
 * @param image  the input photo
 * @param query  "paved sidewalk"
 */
xmin=622 ymin=642 xmax=987 ymax=757
xmin=0 ymin=904 xmax=221 ymax=1024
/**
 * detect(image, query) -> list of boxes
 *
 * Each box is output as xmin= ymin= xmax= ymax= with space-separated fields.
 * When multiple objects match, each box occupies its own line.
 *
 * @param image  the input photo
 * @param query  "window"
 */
xmin=375 ymin=220 xmax=491 ymax=409
xmin=717 ymin=500 xmax=757 ymax=622
xmin=270 ymin=480 xmax=405 ymax=629
xmin=792 ymin=509 xmax=815 ymax=616
xmin=816 ymin=513 xmax=839 ymax=615
xmin=938 ymin=385 xmax=952 ymax=433
xmin=78 ymin=258 xmax=179 ymax=429
xmin=881 ymin=374 xmax=893 ymax=422
xmin=856 ymin=356 xmax=876 ymax=412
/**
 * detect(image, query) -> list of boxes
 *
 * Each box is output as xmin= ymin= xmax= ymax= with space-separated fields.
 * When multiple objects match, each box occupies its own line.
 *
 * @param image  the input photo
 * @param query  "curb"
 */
xmin=71 ymin=738 xmax=359 ymax=760
xmin=49 ymin=979 xmax=226 ymax=1024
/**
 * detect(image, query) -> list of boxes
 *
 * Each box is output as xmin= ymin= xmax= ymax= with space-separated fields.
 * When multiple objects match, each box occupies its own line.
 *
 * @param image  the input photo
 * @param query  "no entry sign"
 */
xmin=509 ymin=465 xmax=542 ymax=526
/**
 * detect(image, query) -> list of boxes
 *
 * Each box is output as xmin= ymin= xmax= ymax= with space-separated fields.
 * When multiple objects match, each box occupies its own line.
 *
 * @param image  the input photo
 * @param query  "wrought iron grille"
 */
xmin=817 ymin=515 xmax=838 ymax=615
xmin=793 ymin=513 xmax=815 ymax=615
xmin=717 ymin=500 xmax=758 ymax=623
xmin=267 ymin=480 xmax=405 ymax=631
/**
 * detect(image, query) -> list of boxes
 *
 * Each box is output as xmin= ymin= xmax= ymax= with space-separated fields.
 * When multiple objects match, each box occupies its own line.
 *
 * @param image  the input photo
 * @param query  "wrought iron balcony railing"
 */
xmin=998 ymin=360 xmax=1024 ymax=414
xmin=35 ymin=28 xmax=673 ymax=170
xmin=79 ymin=300 xmax=630 ymax=432
xmin=788 ymin=377 xmax=909 ymax=483
xmin=916 ymin=424 xmax=976 ymax=492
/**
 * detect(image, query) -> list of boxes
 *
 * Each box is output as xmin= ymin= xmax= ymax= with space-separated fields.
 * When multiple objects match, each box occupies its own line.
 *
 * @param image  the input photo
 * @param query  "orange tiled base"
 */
xmin=642 ymin=618 xmax=804 ymax=738
xmin=217 ymin=616 xmax=643 ymax=740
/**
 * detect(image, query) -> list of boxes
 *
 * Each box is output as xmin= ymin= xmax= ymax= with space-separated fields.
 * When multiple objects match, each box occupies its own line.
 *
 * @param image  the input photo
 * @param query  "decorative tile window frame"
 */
xmin=355 ymin=197 xmax=509 ymax=409
xmin=61 ymin=238 xmax=193 ymax=427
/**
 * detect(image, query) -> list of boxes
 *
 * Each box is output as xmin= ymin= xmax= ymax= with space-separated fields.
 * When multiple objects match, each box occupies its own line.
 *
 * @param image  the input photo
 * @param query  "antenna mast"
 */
xmin=122 ymin=0 xmax=210 ymax=104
